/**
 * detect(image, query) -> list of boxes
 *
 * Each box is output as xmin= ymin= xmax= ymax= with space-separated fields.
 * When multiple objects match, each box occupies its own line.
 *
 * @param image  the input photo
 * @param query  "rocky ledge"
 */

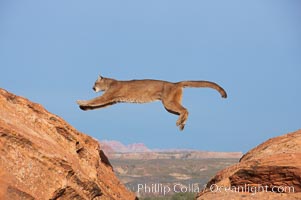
xmin=0 ymin=88 xmax=136 ymax=200
xmin=197 ymin=129 xmax=301 ymax=200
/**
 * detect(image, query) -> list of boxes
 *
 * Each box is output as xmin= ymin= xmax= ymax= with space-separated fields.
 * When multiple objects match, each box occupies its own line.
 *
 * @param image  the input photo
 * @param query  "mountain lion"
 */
xmin=77 ymin=75 xmax=227 ymax=130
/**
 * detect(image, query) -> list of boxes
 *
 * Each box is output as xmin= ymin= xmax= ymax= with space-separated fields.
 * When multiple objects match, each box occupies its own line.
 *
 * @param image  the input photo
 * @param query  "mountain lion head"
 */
xmin=93 ymin=75 xmax=107 ymax=93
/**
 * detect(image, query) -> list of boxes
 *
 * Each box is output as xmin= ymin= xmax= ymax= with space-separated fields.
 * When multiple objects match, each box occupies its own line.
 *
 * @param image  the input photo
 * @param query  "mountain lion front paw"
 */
xmin=76 ymin=100 xmax=89 ymax=111
xmin=76 ymin=100 xmax=87 ymax=106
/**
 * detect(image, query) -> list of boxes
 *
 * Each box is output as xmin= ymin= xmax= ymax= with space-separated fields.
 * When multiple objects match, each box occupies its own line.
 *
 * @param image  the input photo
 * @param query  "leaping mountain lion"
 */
xmin=77 ymin=75 xmax=227 ymax=130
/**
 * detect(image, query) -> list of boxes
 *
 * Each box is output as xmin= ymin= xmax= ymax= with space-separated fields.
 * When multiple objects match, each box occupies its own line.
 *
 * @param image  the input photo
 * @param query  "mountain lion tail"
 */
xmin=179 ymin=81 xmax=227 ymax=98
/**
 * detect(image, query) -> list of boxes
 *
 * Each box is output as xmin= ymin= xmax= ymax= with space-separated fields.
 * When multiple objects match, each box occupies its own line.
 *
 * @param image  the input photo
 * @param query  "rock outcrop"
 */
xmin=197 ymin=129 xmax=301 ymax=200
xmin=0 ymin=89 xmax=136 ymax=200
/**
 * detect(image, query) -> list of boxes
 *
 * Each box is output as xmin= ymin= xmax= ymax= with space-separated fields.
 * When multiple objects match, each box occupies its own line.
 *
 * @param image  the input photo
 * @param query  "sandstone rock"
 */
xmin=197 ymin=129 xmax=301 ymax=199
xmin=0 ymin=89 xmax=137 ymax=200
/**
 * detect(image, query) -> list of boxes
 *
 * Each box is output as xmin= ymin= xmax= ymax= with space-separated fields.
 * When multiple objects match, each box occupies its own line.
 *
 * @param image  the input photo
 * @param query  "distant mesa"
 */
xmin=197 ymin=129 xmax=301 ymax=200
xmin=99 ymin=140 xmax=243 ymax=160
xmin=100 ymin=140 xmax=151 ymax=153
xmin=0 ymin=88 xmax=136 ymax=200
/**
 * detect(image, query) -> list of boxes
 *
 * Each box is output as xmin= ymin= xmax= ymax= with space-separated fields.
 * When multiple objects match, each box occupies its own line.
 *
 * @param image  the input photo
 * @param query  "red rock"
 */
xmin=197 ymin=129 xmax=301 ymax=199
xmin=100 ymin=140 xmax=151 ymax=153
xmin=0 ymin=89 xmax=136 ymax=200
xmin=127 ymin=143 xmax=151 ymax=153
xmin=100 ymin=140 xmax=130 ymax=153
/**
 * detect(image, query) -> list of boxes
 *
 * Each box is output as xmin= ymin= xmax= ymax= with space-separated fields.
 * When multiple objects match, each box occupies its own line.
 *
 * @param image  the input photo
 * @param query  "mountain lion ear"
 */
xmin=98 ymin=75 xmax=103 ymax=80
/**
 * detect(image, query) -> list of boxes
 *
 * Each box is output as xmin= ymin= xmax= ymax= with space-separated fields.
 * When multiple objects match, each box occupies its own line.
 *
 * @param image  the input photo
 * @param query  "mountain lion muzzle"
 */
xmin=77 ymin=75 xmax=227 ymax=131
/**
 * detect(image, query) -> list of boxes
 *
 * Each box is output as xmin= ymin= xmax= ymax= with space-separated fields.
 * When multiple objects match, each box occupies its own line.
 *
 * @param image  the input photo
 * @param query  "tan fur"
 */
xmin=77 ymin=75 xmax=227 ymax=130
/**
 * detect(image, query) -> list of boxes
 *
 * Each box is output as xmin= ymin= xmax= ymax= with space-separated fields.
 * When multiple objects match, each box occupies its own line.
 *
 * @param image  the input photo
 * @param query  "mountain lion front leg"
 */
xmin=77 ymin=94 xmax=116 ymax=111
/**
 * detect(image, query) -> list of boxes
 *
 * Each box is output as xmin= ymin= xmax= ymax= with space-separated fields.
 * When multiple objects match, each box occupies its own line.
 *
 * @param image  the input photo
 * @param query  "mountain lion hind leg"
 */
xmin=76 ymin=94 xmax=116 ymax=110
xmin=162 ymin=88 xmax=188 ymax=131
xmin=163 ymin=101 xmax=188 ymax=131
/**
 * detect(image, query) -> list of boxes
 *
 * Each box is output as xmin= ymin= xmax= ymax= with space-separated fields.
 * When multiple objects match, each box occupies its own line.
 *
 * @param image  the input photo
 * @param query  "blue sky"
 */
xmin=1 ymin=0 xmax=300 ymax=152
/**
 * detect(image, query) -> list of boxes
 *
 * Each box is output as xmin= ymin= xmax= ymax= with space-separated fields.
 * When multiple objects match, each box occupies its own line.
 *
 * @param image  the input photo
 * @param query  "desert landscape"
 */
xmin=1 ymin=88 xmax=300 ymax=200
xmin=1 ymin=0 xmax=300 ymax=199
xmin=100 ymin=140 xmax=242 ymax=199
